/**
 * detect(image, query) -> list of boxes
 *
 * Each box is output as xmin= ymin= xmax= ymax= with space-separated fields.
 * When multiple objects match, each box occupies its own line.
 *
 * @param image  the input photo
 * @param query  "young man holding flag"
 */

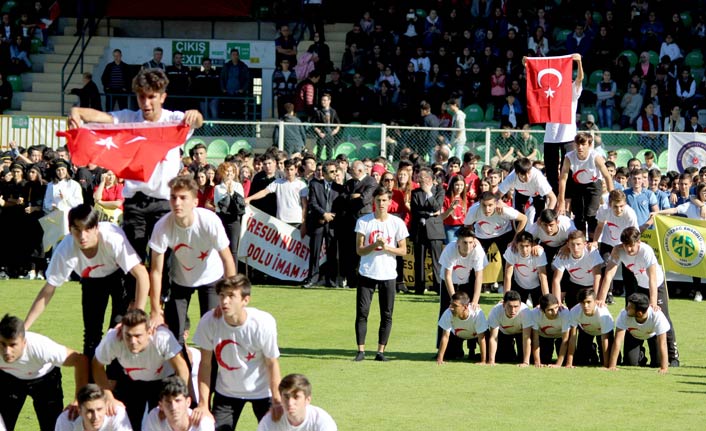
xmin=67 ymin=68 xmax=203 ymax=325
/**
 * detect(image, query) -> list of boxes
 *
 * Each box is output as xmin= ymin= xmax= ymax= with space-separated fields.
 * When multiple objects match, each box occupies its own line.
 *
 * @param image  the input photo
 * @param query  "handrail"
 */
xmin=60 ymin=16 xmax=104 ymax=116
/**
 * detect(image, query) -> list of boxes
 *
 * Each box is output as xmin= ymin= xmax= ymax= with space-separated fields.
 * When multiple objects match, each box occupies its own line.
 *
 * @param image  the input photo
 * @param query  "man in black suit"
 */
xmin=411 ymin=166 xmax=445 ymax=295
xmin=303 ymin=160 xmax=343 ymax=288
xmin=340 ymin=160 xmax=378 ymax=288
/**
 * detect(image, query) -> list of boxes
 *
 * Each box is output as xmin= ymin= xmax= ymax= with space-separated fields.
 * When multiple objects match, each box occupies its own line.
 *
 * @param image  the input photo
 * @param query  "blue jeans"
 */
xmin=444 ymin=225 xmax=460 ymax=244
xmin=596 ymin=103 xmax=613 ymax=128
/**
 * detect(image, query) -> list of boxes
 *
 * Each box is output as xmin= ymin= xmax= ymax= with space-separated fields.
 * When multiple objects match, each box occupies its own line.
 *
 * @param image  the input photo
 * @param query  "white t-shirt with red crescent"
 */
xmin=46 ymin=222 xmax=141 ymax=287
xmin=503 ymin=247 xmax=547 ymax=289
xmin=596 ymin=205 xmax=639 ymax=247
xmin=439 ymin=241 xmax=488 ymax=284
xmin=257 ymin=405 xmax=337 ymax=431
xmin=616 ymin=307 xmax=670 ymax=340
xmin=527 ymin=307 xmax=571 ymax=338
xmin=611 ymin=242 xmax=665 ymax=288
xmin=487 ymin=303 xmax=530 ymax=335
xmin=94 ymin=326 xmax=181 ymax=382
xmin=566 ymin=149 xmax=603 ymax=184
xmin=192 ymin=308 xmax=280 ymax=399
xmin=569 ymin=304 xmax=615 ymax=336
xmin=438 ymin=308 xmax=488 ymax=339
xmin=0 ymin=332 xmax=67 ymax=380
xmin=552 ymin=248 xmax=603 ymax=286
xmin=55 ymin=406 xmax=132 ymax=431
xmin=149 ymin=207 xmax=230 ymax=287
xmin=464 ymin=203 xmax=521 ymax=239
xmin=526 ymin=215 xmax=576 ymax=248
xmin=498 ymin=167 xmax=553 ymax=197
xmin=355 ymin=213 xmax=409 ymax=281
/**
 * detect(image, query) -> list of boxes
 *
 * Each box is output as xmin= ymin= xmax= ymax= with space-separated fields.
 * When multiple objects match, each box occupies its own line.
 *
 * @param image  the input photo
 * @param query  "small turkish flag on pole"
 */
xmin=57 ymin=122 xmax=190 ymax=182
xmin=525 ymin=55 xmax=574 ymax=125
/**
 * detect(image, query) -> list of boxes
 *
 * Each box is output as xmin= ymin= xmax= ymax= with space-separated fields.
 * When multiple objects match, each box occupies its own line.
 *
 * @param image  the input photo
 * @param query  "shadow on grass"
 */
xmin=677 ymin=390 xmax=706 ymax=394
xmin=677 ymin=381 xmax=706 ymax=386
xmin=280 ymin=347 xmax=437 ymax=362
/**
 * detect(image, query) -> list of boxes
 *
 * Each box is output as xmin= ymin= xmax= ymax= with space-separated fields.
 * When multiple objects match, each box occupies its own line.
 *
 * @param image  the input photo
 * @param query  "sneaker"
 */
xmin=670 ymin=359 xmax=680 ymax=367
xmin=694 ymin=291 xmax=703 ymax=302
xmin=526 ymin=298 xmax=533 ymax=308
xmin=20 ymin=270 xmax=36 ymax=280
xmin=606 ymin=294 xmax=615 ymax=305
xmin=353 ymin=351 xmax=365 ymax=362
xmin=36 ymin=271 xmax=45 ymax=280
xmin=374 ymin=352 xmax=389 ymax=362
xmin=0 ymin=271 xmax=8 ymax=280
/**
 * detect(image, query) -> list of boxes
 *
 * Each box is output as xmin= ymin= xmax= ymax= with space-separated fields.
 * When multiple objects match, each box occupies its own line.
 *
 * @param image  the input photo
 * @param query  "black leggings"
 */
xmin=355 ymin=276 xmax=396 ymax=347
xmin=0 ymin=367 xmax=63 ymax=431
xmin=212 ymin=392 xmax=271 ymax=431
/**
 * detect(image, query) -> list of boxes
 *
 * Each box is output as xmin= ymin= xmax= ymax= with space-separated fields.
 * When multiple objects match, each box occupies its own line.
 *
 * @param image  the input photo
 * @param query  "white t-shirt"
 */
xmin=596 ymin=205 xmax=639 ymax=247
xmin=193 ymin=308 xmax=280 ymax=399
xmin=452 ymin=110 xmax=467 ymax=144
xmin=674 ymin=202 xmax=704 ymax=220
xmin=527 ymin=307 xmax=571 ymax=338
xmin=0 ymin=332 xmax=67 ymax=380
xmin=266 ymin=178 xmax=309 ymax=223
xmin=569 ymin=304 xmax=614 ymax=336
xmin=43 ymin=179 xmax=84 ymax=213
xmin=94 ymin=326 xmax=181 ymax=382
xmin=612 ymin=242 xmax=665 ymax=288
xmin=355 ymin=213 xmax=409 ymax=281
xmin=439 ymin=241 xmax=488 ymax=284
xmin=110 ymin=110 xmax=192 ymax=200
xmin=566 ymin=149 xmax=602 ymax=184
xmin=526 ymin=215 xmax=576 ymax=248
xmin=257 ymin=405 xmax=337 ymax=431
xmin=487 ymin=302 xmax=530 ymax=335
xmin=498 ymin=167 xmax=553 ymax=197
xmin=503 ymin=248 xmax=547 ymax=289
xmin=438 ymin=308 xmax=488 ymax=339
xmin=46 ymin=222 xmax=141 ymax=286
xmin=188 ymin=346 xmax=202 ymax=404
xmin=552 ymin=248 xmax=603 ymax=286
xmin=464 ymin=203 xmax=521 ymax=239
xmin=544 ymin=83 xmax=582 ymax=143
xmin=143 ymin=407 xmax=215 ymax=431
xmin=54 ymin=406 xmax=132 ymax=431
xmin=149 ymin=207 xmax=230 ymax=287
xmin=616 ymin=307 xmax=670 ymax=340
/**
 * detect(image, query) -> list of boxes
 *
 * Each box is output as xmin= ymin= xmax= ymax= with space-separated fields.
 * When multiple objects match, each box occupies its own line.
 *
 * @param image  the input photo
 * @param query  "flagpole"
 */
xmin=653 ymin=215 xmax=670 ymax=301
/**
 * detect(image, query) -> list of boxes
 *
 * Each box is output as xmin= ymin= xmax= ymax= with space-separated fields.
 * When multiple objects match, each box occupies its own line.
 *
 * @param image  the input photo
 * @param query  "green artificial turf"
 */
xmin=1 ymin=280 xmax=704 ymax=430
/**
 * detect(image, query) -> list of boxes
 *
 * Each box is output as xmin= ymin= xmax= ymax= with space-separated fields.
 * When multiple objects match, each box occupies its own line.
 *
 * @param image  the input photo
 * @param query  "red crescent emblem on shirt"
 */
xmin=572 ymin=169 xmax=589 ymax=184
xmin=626 ymin=263 xmax=638 ymax=275
xmin=174 ymin=242 xmax=195 ymax=271
xmin=81 ymin=264 xmax=105 ymax=278
xmin=215 ymin=339 xmax=242 ymax=371
xmin=568 ymin=267 xmax=584 ymax=280
xmin=476 ymin=220 xmax=495 ymax=235
xmin=454 ymin=328 xmax=465 ymax=335
xmin=124 ymin=367 xmax=147 ymax=380
xmin=540 ymin=325 xmax=554 ymax=335
xmin=627 ymin=327 xmax=638 ymax=332
xmin=514 ymin=263 xmax=530 ymax=277
xmin=605 ymin=222 xmax=620 ymax=241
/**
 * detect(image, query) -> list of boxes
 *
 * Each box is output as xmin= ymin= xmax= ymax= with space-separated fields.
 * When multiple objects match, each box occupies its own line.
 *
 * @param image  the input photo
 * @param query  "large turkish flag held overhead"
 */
xmin=57 ymin=122 xmax=190 ymax=182
xmin=525 ymin=55 xmax=574 ymax=125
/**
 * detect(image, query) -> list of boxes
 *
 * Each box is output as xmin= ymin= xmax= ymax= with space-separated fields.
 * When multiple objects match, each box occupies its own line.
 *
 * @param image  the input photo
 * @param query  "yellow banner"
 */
xmin=402 ymin=241 xmax=504 ymax=286
xmin=652 ymin=215 xmax=706 ymax=277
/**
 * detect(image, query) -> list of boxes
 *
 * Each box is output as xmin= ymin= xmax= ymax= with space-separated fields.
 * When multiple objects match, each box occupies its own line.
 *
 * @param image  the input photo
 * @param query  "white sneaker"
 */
xmin=36 ymin=271 xmax=45 ymax=280
xmin=695 ymin=291 xmax=703 ymax=302
xmin=21 ymin=270 xmax=36 ymax=280
xmin=0 ymin=271 xmax=8 ymax=280
xmin=526 ymin=298 xmax=533 ymax=308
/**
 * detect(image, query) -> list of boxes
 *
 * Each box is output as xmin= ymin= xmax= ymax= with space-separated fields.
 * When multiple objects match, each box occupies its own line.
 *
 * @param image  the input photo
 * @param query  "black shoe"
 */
xmin=354 ymin=351 xmax=365 ymax=362
xmin=606 ymin=294 xmax=615 ymax=305
xmin=301 ymin=279 xmax=316 ymax=289
xmin=374 ymin=352 xmax=389 ymax=362
xmin=396 ymin=283 xmax=409 ymax=293
xmin=670 ymin=359 xmax=680 ymax=367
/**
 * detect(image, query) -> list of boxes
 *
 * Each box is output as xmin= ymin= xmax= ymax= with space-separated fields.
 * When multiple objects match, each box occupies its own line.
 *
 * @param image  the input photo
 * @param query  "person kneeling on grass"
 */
xmin=607 ymin=292 xmax=670 ymax=374
xmin=487 ymin=291 xmax=531 ymax=365
xmin=144 ymin=376 xmax=215 ymax=431
xmin=436 ymin=291 xmax=488 ymax=365
xmin=521 ymin=293 xmax=571 ymax=368
xmin=567 ymin=288 xmax=614 ymax=367
xmin=55 ymin=384 xmax=132 ymax=431
xmin=257 ymin=374 xmax=337 ymax=431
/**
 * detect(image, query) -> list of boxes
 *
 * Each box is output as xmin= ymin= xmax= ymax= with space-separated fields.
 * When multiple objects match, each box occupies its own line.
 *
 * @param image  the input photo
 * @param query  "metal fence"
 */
xmin=0 ymin=115 xmax=67 ymax=150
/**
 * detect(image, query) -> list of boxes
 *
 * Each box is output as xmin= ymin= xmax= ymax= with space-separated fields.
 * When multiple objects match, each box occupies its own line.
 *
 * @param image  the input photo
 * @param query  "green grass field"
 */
xmin=2 ymin=280 xmax=704 ymax=430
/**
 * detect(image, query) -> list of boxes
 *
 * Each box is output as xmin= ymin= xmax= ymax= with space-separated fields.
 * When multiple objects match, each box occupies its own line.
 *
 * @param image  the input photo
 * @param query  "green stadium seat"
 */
xmin=30 ymin=38 xmax=42 ymax=54
xmin=463 ymin=104 xmax=484 ymax=123
xmin=230 ymin=139 xmax=252 ymax=155
xmin=358 ymin=142 xmax=380 ymax=159
xmin=614 ymin=148 xmax=634 ymax=168
xmin=658 ymin=151 xmax=668 ymax=171
xmin=648 ymin=51 xmax=659 ymax=66
xmin=184 ymin=138 xmax=204 ymax=154
xmin=206 ymin=139 xmax=230 ymax=161
xmin=680 ymin=11 xmax=692 ymax=28
xmin=333 ymin=142 xmax=357 ymax=158
xmin=366 ymin=123 xmax=382 ymax=141
xmin=1 ymin=0 xmax=16 ymax=13
xmin=484 ymin=105 xmax=494 ymax=122
xmin=415 ymin=8 xmax=427 ymax=18
xmin=555 ymin=29 xmax=572 ymax=43
xmin=685 ymin=50 xmax=704 ymax=68
xmin=619 ymin=50 xmax=638 ymax=68
xmin=634 ymin=148 xmax=653 ymax=163
xmin=588 ymin=70 xmax=604 ymax=88
xmin=6 ymin=75 xmax=22 ymax=92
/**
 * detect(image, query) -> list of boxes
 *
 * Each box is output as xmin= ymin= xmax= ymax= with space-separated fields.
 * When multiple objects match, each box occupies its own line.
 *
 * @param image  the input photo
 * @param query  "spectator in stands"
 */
xmin=101 ymin=49 xmax=131 ymax=111
xmin=191 ymin=57 xmax=220 ymax=120
xmin=195 ymin=167 xmax=215 ymax=211
xmin=687 ymin=112 xmax=704 ymax=132
xmin=9 ymin=35 xmax=31 ymax=72
xmin=635 ymin=102 xmax=662 ymax=149
xmin=294 ymin=70 xmax=320 ymax=120
xmin=566 ymin=23 xmax=592 ymax=59
xmin=633 ymin=51 xmax=656 ymax=91
xmin=93 ymin=169 xmax=124 ymax=212
xmin=312 ymin=93 xmax=340 ymax=159
xmin=248 ymin=153 xmax=280 ymax=217
xmin=0 ymin=72 xmax=11 ymax=114
xmin=340 ymin=43 xmax=365 ymax=79
xmin=69 ymin=72 xmax=102 ymax=111
xmin=591 ymin=26 xmax=616 ymax=71
xmin=344 ymin=73 xmax=372 ymax=123
xmin=302 ymin=0 xmax=324 ymax=42
xmin=307 ymin=32 xmax=332 ymax=76
xmin=273 ymin=103 xmax=307 ymax=155
xmin=528 ymin=26 xmax=549 ymax=57
xmin=675 ymin=66 xmax=699 ymax=113
xmin=619 ymin=82 xmax=643 ymax=128
xmin=664 ymin=105 xmax=685 ymax=132
xmin=500 ymin=94 xmax=522 ymax=129
xmin=595 ymin=70 xmax=616 ymax=129
xmin=275 ymin=24 xmax=298 ymax=67
xmin=273 ymin=58 xmax=298 ymax=117
xmin=246 ymin=159 xmax=308 ymax=229
xmin=142 ymin=47 xmax=165 ymax=70
xmin=165 ymin=51 xmax=191 ymax=111
xmin=220 ymin=48 xmax=250 ymax=118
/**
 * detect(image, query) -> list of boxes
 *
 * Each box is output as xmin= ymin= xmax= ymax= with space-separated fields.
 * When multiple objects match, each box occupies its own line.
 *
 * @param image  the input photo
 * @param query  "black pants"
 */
xmin=514 ymin=193 xmax=546 ymax=222
xmin=165 ymin=282 xmax=219 ymax=345
xmin=413 ymin=233 xmax=443 ymax=294
xmin=539 ymin=336 xmax=563 ymax=364
xmin=437 ymin=279 xmax=474 ymax=351
xmin=511 ymin=280 xmax=542 ymax=306
xmin=496 ymin=331 xmax=523 ymax=363
xmin=543 ymin=245 xmax=560 ymax=287
xmin=568 ymin=180 xmax=602 ymax=237
xmin=355 ymin=276 xmax=396 ymax=346
xmin=0 ymin=367 xmax=63 ymax=431
xmin=81 ymin=270 xmax=128 ymax=361
xmin=212 ymin=392 xmax=270 ymax=431
xmin=307 ymin=225 xmax=337 ymax=284
xmin=575 ymin=328 xmax=614 ymax=366
xmin=544 ymin=141 xmax=572 ymax=195
xmin=219 ymin=214 xmax=242 ymax=273
xmin=630 ymin=284 xmax=679 ymax=362
xmin=562 ymin=279 xmax=589 ymax=309
xmin=478 ymin=230 xmax=515 ymax=272
xmin=114 ymin=376 xmax=162 ymax=431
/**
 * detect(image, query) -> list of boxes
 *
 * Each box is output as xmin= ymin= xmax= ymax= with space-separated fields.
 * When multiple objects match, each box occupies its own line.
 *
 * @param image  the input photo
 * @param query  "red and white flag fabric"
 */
xmin=57 ymin=122 xmax=190 ymax=182
xmin=525 ymin=55 xmax=573 ymax=124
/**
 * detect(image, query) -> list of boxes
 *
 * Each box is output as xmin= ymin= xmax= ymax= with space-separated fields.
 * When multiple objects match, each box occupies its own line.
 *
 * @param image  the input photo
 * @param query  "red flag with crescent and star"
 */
xmin=525 ymin=55 xmax=573 ymax=124
xmin=57 ymin=122 xmax=190 ymax=182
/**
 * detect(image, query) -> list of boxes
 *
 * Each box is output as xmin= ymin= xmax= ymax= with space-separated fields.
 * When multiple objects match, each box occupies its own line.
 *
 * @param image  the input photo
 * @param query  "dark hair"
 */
xmin=503 ymin=290 xmax=521 ymax=303
xmin=538 ymin=208 xmax=558 ymax=225
xmin=576 ymin=288 xmax=596 ymax=302
xmin=0 ymin=314 xmax=24 ymax=340
xmin=121 ymin=309 xmax=150 ymax=329
xmin=512 ymin=157 xmax=532 ymax=175
xmin=132 ymin=68 xmax=169 ymax=94
xmin=539 ymin=293 xmax=559 ymax=311
xmin=627 ymin=292 xmax=650 ymax=312
xmin=574 ymin=132 xmax=593 ymax=145
xmin=515 ymin=231 xmax=534 ymax=244
xmin=77 ymin=384 xmax=105 ymax=406
xmin=620 ymin=226 xmax=641 ymax=245
xmin=279 ymin=374 xmax=312 ymax=398
xmin=216 ymin=274 xmax=252 ymax=298
xmin=479 ymin=191 xmax=497 ymax=202
xmin=451 ymin=291 xmax=471 ymax=304
xmin=373 ymin=186 xmax=392 ymax=199
xmin=159 ymin=376 xmax=189 ymax=400
xmin=68 ymin=204 xmax=100 ymax=230
xmin=456 ymin=226 xmax=475 ymax=239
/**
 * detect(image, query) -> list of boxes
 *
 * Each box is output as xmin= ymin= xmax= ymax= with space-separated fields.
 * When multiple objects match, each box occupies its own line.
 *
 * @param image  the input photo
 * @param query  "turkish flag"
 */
xmin=57 ymin=122 xmax=190 ymax=182
xmin=525 ymin=55 xmax=573 ymax=124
